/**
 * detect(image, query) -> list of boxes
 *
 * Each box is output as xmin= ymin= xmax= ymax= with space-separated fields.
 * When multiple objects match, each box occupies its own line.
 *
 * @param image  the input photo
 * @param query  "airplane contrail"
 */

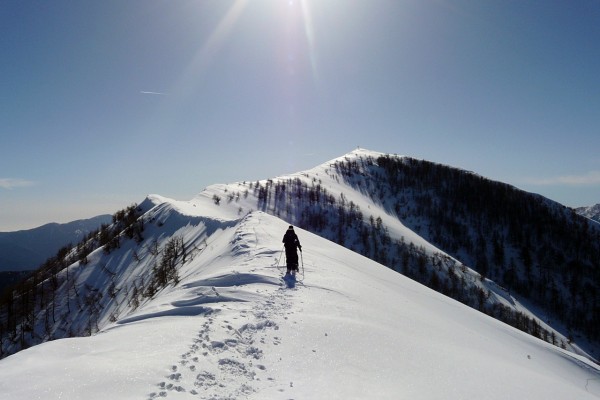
xmin=0 ymin=178 xmax=35 ymax=190
xmin=140 ymin=91 xmax=167 ymax=96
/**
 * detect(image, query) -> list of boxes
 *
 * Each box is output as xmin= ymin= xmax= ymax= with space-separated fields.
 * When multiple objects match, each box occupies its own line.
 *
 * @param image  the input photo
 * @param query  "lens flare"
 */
xmin=299 ymin=0 xmax=319 ymax=84
xmin=175 ymin=0 xmax=249 ymax=100
xmin=282 ymin=0 xmax=319 ymax=86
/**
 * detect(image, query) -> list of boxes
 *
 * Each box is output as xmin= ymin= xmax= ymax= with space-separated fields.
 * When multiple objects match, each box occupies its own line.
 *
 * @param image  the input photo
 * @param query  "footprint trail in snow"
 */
xmin=147 ymin=272 xmax=299 ymax=399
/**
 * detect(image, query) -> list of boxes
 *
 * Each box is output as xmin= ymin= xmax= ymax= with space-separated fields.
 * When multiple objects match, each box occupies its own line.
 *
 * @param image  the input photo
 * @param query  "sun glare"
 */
xmin=164 ymin=0 xmax=319 ymax=120
xmin=281 ymin=0 xmax=319 ymax=84
xmin=173 ymin=0 xmax=249 ymax=100
xmin=299 ymin=0 xmax=318 ymax=83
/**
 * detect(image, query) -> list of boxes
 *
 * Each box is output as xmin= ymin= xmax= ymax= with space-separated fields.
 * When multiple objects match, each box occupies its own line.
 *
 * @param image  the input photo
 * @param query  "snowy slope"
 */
xmin=195 ymin=148 xmax=596 ymax=359
xmin=0 ymin=206 xmax=599 ymax=399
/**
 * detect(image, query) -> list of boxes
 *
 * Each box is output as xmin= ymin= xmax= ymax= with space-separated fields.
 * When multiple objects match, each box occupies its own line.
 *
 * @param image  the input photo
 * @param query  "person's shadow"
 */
xmin=283 ymin=273 xmax=296 ymax=288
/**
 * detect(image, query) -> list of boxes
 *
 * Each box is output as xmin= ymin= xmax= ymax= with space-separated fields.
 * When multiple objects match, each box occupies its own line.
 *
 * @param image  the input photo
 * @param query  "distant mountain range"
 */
xmin=0 ymin=215 xmax=112 ymax=273
xmin=576 ymin=203 xmax=600 ymax=223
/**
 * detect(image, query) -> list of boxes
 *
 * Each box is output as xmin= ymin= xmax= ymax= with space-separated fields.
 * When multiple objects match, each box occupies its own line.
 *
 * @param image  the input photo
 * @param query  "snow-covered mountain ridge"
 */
xmin=0 ymin=148 xmax=599 ymax=399
xmin=201 ymin=148 xmax=600 ymax=359
xmin=1 ymin=209 xmax=599 ymax=399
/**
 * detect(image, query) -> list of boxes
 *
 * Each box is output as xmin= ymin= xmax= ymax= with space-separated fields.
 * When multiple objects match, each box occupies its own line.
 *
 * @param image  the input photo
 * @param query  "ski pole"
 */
xmin=276 ymin=246 xmax=284 ymax=272
xmin=300 ymin=249 xmax=305 ymax=277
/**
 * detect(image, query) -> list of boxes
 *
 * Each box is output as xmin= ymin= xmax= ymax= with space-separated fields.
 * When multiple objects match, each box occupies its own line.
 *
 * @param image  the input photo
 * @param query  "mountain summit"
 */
xmin=0 ymin=149 xmax=599 ymax=399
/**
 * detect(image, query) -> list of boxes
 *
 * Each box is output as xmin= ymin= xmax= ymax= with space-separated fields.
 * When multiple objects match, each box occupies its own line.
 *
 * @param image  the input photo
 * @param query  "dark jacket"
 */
xmin=282 ymin=228 xmax=302 ymax=267
xmin=282 ymin=229 xmax=301 ymax=251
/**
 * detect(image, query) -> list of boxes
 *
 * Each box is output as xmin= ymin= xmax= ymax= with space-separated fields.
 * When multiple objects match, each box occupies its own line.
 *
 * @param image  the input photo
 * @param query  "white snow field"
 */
xmin=0 ymin=208 xmax=599 ymax=399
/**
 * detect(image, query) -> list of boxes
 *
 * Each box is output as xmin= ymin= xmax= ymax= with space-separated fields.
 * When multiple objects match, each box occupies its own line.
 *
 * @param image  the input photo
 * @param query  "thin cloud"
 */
xmin=0 ymin=178 xmax=35 ymax=190
xmin=525 ymin=171 xmax=600 ymax=186
xmin=140 ymin=91 xmax=168 ymax=96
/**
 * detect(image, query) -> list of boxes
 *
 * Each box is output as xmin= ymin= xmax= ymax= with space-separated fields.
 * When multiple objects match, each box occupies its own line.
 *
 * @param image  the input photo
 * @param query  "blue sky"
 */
xmin=2 ymin=0 xmax=600 ymax=231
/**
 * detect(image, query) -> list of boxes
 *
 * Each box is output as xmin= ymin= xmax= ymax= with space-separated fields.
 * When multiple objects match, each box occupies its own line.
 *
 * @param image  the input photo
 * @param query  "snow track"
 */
xmin=147 ymin=271 xmax=297 ymax=399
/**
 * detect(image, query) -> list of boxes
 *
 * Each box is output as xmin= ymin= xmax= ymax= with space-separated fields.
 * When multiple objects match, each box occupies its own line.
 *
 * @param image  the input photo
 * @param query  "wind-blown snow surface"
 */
xmin=0 ymin=206 xmax=599 ymax=399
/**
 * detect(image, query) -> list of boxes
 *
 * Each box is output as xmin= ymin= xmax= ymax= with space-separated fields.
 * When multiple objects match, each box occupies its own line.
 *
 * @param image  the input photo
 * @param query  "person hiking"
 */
xmin=282 ymin=225 xmax=302 ymax=275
